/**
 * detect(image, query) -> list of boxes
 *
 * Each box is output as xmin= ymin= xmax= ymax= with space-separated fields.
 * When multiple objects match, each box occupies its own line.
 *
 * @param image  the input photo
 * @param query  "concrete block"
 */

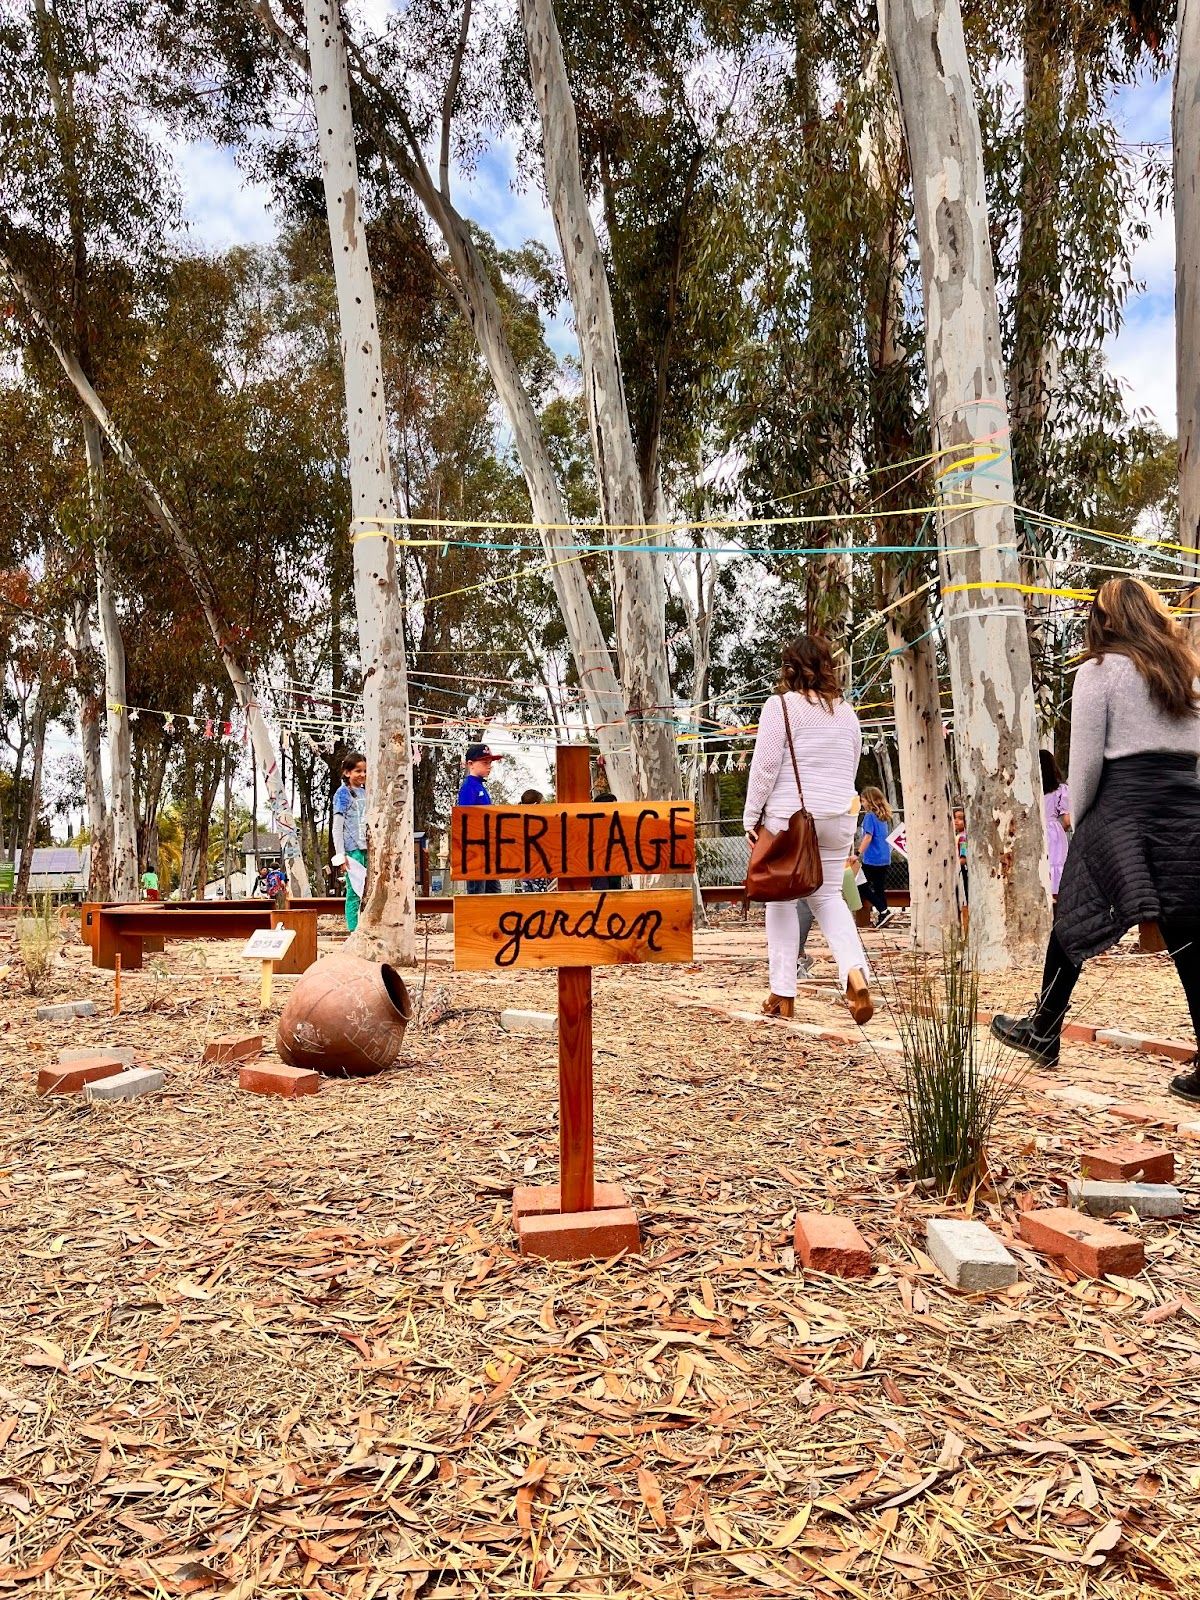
xmin=1081 ymin=1143 xmax=1174 ymax=1184
xmin=1046 ymin=1087 xmax=1114 ymax=1111
xmin=1019 ymin=1208 xmax=1144 ymax=1278
xmin=500 ymin=1009 xmax=558 ymax=1038
xmin=1096 ymin=1029 xmax=1144 ymax=1049
xmin=86 ymin=1068 xmax=164 ymax=1102
xmin=60 ymin=1045 xmax=136 ymax=1069
xmin=1066 ymin=1179 xmax=1184 ymax=1219
xmin=926 ymin=1218 xmax=1018 ymax=1291
xmin=794 ymin=1213 xmax=872 ymax=1279
xmin=36 ymin=1000 xmax=97 ymax=1021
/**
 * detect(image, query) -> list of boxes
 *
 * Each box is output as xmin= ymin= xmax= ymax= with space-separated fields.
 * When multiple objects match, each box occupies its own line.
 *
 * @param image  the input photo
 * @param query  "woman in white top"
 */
xmin=743 ymin=635 xmax=873 ymax=1024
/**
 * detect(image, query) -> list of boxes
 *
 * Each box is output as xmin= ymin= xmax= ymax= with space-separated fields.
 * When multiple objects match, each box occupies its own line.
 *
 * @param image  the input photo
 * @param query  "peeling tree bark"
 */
xmin=70 ymin=590 xmax=111 ymax=899
xmin=246 ymin=0 xmax=639 ymax=795
xmin=0 ymin=245 xmax=311 ymax=895
xmin=304 ymin=0 xmax=414 ymax=961
xmin=519 ymin=0 xmax=683 ymax=803
xmin=1011 ymin=11 xmax=1063 ymax=726
xmin=14 ymin=692 xmax=49 ymax=905
xmin=879 ymin=0 xmax=1050 ymax=969
xmin=84 ymin=418 xmax=139 ymax=900
xmin=863 ymin=39 xmax=961 ymax=950
xmin=1176 ymin=0 xmax=1200 ymax=640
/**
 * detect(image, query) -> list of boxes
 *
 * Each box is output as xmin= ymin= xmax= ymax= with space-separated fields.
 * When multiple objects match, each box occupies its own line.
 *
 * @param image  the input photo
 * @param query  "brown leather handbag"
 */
xmin=744 ymin=694 xmax=823 ymax=902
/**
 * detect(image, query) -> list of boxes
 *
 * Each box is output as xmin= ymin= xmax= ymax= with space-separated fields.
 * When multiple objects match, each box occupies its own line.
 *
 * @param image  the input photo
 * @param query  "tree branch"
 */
xmin=440 ymin=0 xmax=473 ymax=197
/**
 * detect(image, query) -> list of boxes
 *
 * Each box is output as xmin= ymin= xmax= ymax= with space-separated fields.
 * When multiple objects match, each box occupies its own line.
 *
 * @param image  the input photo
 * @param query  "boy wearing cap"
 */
xmin=458 ymin=744 xmax=502 ymax=894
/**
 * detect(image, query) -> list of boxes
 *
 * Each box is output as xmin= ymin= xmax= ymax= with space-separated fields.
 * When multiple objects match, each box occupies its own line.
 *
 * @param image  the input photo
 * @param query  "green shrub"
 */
xmin=895 ymin=935 xmax=1023 ymax=1198
xmin=17 ymin=892 xmax=58 ymax=996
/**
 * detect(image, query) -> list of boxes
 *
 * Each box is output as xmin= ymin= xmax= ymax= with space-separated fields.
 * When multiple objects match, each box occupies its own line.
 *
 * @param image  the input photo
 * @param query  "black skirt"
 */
xmin=1054 ymin=752 xmax=1200 ymax=964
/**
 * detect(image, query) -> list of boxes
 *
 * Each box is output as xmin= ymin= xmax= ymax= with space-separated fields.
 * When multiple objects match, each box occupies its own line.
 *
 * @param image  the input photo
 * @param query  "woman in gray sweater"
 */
xmin=993 ymin=577 xmax=1200 ymax=1101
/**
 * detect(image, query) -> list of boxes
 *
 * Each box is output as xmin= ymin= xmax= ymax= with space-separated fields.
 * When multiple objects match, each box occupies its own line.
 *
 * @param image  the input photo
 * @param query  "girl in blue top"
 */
xmin=332 ymin=751 xmax=368 ymax=931
xmin=857 ymin=787 xmax=893 ymax=928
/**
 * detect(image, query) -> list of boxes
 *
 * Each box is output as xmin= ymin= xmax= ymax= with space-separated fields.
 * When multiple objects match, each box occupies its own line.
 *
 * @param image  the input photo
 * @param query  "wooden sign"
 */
xmin=449 ymin=801 xmax=694 ymax=881
xmin=454 ymin=888 xmax=693 ymax=971
xmin=241 ymin=927 xmax=297 ymax=960
xmin=456 ymin=749 xmax=696 ymax=1262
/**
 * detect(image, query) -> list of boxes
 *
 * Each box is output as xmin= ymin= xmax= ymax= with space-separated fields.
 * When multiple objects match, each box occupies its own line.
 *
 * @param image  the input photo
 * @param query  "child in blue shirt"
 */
xmin=458 ymin=743 xmax=503 ymax=893
xmin=332 ymin=751 xmax=368 ymax=930
xmin=857 ymin=787 xmax=894 ymax=928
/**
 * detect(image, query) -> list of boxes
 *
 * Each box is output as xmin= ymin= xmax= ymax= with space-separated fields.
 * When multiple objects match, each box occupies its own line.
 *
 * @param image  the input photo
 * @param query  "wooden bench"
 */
xmin=288 ymin=895 xmax=454 ymax=916
xmin=82 ymin=902 xmax=316 ymax=973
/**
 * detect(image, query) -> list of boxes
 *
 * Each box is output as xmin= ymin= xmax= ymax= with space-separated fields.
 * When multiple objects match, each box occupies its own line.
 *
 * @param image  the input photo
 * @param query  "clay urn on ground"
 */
xmin=277 ymin=955 xmax=412 ymax=1077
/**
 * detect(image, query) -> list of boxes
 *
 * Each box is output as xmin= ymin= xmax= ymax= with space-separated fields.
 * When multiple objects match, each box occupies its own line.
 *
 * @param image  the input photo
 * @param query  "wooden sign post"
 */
xmin=241 ymin=924 xmax=298 ymax=1010
xmin=451 ymin=745 xmax=695 ymax=1259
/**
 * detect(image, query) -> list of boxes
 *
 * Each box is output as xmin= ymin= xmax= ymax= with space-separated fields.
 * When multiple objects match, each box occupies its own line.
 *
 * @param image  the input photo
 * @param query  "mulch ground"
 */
xmin=1 ymin=909 xmax=1199 ymax=1599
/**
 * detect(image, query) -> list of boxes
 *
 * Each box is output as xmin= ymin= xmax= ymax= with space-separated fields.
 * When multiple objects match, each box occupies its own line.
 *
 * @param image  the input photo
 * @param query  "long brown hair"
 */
xmin=1084 ymin=578 xmax=1200 ymax=718
xmin=779 ymin=634 xmax=841 ymax=714
xmin=861 ymin=785 xmax=892 ymax=823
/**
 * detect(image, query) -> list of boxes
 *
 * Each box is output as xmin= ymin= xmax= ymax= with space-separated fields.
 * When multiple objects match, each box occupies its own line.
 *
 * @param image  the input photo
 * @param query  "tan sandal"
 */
xmin=762 ymin=993 xmax=795 ymax=1019
xmin=845 ymin=969 xmax=874 ymax=1026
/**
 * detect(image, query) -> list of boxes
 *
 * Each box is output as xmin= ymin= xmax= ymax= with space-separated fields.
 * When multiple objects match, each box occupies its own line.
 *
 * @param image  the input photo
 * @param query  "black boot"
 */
xmin=1169 ymin=1054 xmax=1200 ymax=1105
xmin=990 ymin=1012 xmax=1060 ymax=1068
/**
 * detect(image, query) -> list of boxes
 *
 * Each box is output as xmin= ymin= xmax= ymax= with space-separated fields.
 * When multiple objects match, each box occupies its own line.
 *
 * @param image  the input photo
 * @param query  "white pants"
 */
xmin=764 ymin=812 xmax=869 ymax=996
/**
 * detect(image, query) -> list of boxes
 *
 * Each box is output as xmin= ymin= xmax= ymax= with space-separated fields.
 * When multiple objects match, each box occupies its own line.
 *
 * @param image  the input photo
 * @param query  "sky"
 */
xmin=1105 ymin=74 xmax=1175 ymax=432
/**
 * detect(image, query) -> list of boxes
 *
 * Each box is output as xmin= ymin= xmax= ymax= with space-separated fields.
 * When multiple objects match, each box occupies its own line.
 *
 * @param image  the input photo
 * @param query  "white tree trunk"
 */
xmin=432 ymin=202 xmax=637 ymax=795
xmin=519 ymin=0 xmax=683 ymax=803
xmin=83 ymin=418 xmax=139 ymax=900
xmin=1176 ymin=0 xmax=1200 ymax=641
xmin=880 ymin=0 xmax=1050 ymax=970
xmin=862 ymin=36 xmax=962 ymax=950
xmin=305 ymin=0 xmax=414 ymax=961
xmin=70 ymin=591 xmax=111 ymax=898
xmin=245 ymin=0 xmax=641 ymax=796
xmin=15 ymin=692 xmax=49 ymax=904
xmin=886 ymin=598 xmax=961 ymax=946
xmin=0 ymin=245 xmax=311 ymax=896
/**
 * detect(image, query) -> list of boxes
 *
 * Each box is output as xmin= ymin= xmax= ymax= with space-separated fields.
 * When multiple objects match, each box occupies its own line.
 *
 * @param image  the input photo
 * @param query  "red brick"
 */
xmin=1062 ymin=1022 xmax=1098 ymax=1044
xmin=239 ymin=1062 xmax=319 ymax=1098
xmin=37 ymin=1055 xmax=125 ymax=1096
xmin=1108 ymin=1103 xmax=1169 ymax=1126
xmin=1081 ymin=1143 xmax=1175 ymax=1184
xmin=1139 ymin=1037 xmax=1198 ymax=1063
xmin=511 ymin=1181 xmax=629 ymax=1230
xmin=1019 ymin=1208 xmax=1144 ymax=1278
xmin=794 ymin=1213 xmax=872 ymax=1279
xmin=517 ymin=1207 xmax=641 ymax=1261
xmin=974 ymin=1010 xmax=995 ymax=1026
xmin=204 ymin=1033 xmax=263 ymax=1064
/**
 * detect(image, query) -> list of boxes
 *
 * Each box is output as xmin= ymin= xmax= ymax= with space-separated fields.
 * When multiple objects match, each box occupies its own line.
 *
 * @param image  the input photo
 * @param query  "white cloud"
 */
xmin=1108 ymin=304 xmax=1176 ymax=431
xmin=170 ymin=138 xmax=276 ymax=251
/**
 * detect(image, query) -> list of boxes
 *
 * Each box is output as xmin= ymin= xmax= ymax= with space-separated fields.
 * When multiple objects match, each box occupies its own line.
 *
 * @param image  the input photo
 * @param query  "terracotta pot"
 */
xmin=276 ymin=955 xmax=412 ymax=1078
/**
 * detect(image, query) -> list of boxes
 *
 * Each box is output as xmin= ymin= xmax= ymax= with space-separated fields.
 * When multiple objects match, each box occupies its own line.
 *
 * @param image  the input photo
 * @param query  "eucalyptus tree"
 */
xmin=0 ymin=0 xmax=311 ymax=890
xmin=880 ymin=0 xmax=1051 ymax=969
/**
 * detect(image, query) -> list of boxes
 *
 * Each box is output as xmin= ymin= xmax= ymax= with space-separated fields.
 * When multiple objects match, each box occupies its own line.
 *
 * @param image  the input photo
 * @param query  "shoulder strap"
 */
xmin=777 ymin=693 xmax=806 ymax=809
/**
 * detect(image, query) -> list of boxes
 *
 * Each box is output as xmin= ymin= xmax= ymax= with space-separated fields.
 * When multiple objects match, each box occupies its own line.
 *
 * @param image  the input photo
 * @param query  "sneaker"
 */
xmin=797 ymin=955 xmax=815 ymax=980
xmin=1168 ymin=1056 xmax=1200 ymax=1104
xmin=875 ymin=909 xmax=894 ymax=929
xmin=990 ymin=1012 xmax=1060 ymax=1068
